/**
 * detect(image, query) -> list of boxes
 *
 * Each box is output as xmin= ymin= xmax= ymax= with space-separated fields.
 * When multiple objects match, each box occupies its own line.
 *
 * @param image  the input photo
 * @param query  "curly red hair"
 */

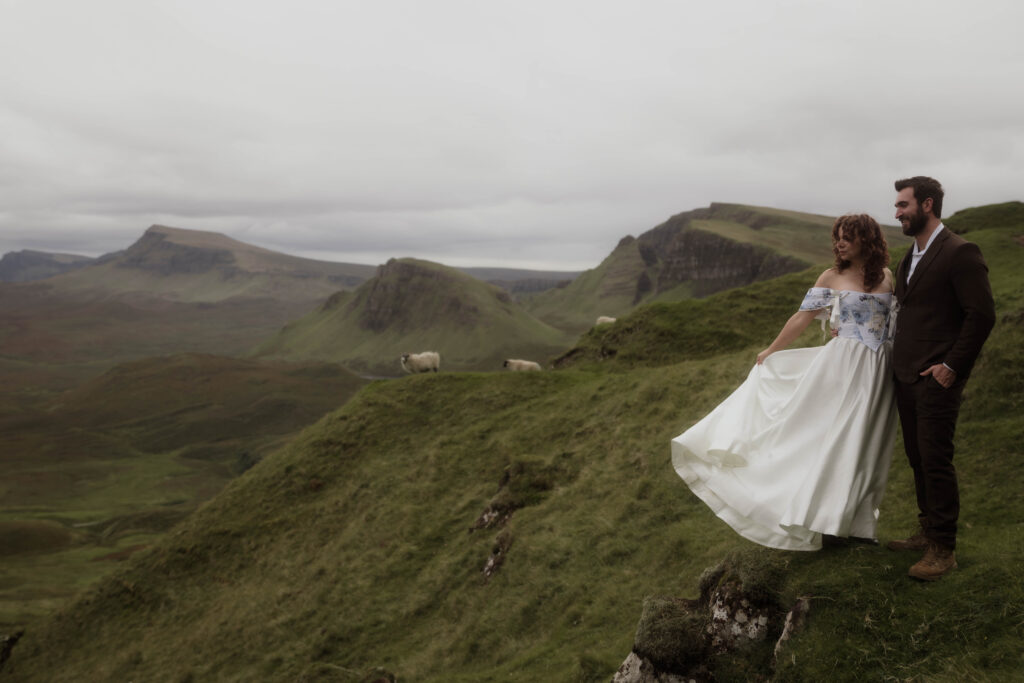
xmin=832 ymin=214 xmax=889 ymax=292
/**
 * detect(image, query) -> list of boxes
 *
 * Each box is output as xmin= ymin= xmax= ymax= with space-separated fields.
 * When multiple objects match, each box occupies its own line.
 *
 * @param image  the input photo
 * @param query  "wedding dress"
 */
xmin=671 ymin=288 xmax=897 ymax=551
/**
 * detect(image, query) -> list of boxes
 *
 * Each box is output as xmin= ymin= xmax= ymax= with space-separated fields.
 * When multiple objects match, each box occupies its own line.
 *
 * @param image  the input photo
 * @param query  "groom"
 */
xmin=888 ymin=176 xmax=995 ymax=581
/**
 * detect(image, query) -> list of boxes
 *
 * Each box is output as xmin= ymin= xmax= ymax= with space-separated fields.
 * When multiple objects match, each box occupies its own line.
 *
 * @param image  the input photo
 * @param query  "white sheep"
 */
xmin=595 ymin=316 xmax=617 ymax=325
xmin=503 ymin=359 xmax=542 ymax=372
xmin=400 ymin=351 xmax=440 ymax=374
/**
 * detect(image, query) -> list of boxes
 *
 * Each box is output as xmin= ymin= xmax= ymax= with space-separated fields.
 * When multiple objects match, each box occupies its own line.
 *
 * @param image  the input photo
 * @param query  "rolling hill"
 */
xmin=3 ymin=203 xmax=1018 ymax=681
xmin=254 ymin=257 xmax=577 ymax=375
xmin=523 ymin=203 xmax=910 ymax=333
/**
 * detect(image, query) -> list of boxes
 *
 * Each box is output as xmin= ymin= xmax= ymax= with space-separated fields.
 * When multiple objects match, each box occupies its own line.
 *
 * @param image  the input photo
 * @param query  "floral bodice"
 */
xmin=799 ymin=287 xmax=893 ymax=351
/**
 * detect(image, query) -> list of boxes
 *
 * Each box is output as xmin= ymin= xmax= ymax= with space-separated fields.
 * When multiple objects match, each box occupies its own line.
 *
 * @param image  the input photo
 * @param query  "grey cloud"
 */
xmin=1 ymin=1 xmax=1022 ymax=269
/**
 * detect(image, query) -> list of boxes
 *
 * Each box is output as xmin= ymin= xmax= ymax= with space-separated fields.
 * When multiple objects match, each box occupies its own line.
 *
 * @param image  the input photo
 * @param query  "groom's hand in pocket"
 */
xmin=920 ymin=363 xmax=956 ymax=388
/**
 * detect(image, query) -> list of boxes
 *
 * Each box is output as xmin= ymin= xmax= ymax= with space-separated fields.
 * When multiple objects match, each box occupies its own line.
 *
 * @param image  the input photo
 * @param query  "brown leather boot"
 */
xmin=886 ymin=529 xmax=929 ymax=551
xmin=908 ymin=541 xmax=957 ymax=581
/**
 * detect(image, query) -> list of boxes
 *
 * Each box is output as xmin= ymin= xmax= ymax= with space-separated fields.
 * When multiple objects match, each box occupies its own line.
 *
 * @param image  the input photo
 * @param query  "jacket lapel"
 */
xmin=903 ymin=228 xmax=951 ymax=299
xmin=895 ymin=247 xmax=912 ymax=298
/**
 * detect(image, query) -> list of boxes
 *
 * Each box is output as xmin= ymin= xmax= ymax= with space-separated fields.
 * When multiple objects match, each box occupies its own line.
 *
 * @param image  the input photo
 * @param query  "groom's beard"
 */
xmin=901 ymin=207 xmax=928 ymax=236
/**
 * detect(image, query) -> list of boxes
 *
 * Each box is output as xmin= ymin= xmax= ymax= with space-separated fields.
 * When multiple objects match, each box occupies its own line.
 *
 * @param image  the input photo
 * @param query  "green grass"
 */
xmin=2 ymin=206 xmax=1021 ymax=682
xmin=0 ymin=354 xmax=368 ymax=630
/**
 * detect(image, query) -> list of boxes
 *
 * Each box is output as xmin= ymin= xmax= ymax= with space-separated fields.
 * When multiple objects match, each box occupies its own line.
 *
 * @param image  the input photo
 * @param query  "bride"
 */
xmin=671 ymin=214 xmax=897 ymax=551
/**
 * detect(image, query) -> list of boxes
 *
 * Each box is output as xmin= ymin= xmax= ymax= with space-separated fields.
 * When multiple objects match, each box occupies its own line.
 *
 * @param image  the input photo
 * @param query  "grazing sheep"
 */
xmin=503 ymin=359 xmax=542 ymax=372
xmin=400 ymin=351 xmax=440 ymax=373
xmin=595 ymin=316 xmax=617 ymax=325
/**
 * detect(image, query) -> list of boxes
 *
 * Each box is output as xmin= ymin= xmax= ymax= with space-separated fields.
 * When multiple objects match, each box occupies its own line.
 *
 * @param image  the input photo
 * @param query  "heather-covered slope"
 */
xmin=254 ymin=258 xmax=576 ymax=375
xmin=4 ymin=204 xmax=1019 ymax=681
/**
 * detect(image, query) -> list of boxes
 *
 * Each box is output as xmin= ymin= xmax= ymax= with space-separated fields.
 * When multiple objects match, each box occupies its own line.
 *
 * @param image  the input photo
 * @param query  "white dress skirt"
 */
xmin=671 ymin=289 xmax=898 ymax=551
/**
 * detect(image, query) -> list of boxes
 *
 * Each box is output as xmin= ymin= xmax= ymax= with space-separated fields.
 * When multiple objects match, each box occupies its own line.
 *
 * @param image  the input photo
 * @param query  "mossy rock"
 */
xmin=632 ymin=595 xmax=707 ymax=675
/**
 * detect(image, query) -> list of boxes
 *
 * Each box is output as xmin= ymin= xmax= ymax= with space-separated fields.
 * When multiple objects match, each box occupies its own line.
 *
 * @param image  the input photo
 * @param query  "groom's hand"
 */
xmin=921 ymin=363 xmax=956 ymax=388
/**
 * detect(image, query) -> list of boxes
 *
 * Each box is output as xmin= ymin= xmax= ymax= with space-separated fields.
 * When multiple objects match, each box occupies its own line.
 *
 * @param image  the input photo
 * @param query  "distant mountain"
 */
xmin=44 ymin=225 xmax=377 ymax=303
xmin=255 ymin=257 xmax=577 ymax=375
xmin=523 ymin=203 xmax=910 ymax=333
xmin=0 ymin=249 xmax=94 ymax=282
xmin=0 ymin=226 xmax=382 ymax=382
xmin=456 ymin=266 xmax=581 ymax=295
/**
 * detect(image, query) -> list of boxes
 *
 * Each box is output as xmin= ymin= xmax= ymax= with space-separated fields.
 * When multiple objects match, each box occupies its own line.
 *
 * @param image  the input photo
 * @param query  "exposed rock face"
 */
xmin=648 ymin=228 xmax=805 ymax=298
xmin=0 ymin=250 xmax=94 ymax=282
xmin=482 ymin=529 xmax=512 ymax=582
xmin=112 ymin=229 xmax=236 ymax=275
xmin=614 ymin=555 xmax=811 ymax=681
xmin=705 ymin=579 xmax=772 ymax=652
xmin=353 ymin=259 xmax=483 ymax=333
xmin=633 ymin=206 xmax=809 ymax=300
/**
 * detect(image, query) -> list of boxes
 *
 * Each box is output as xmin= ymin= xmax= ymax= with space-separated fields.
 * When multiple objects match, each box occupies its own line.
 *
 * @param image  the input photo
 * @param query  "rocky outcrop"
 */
xmin=613 ymin=555 xmax=811 ymax=682
xmin=353 ymin=259 xmax=484 ymax=333
xmin=633 ymin=205 xmax=809 ymax=300
xmin=648 ymin=228 xmax=806 ymax=298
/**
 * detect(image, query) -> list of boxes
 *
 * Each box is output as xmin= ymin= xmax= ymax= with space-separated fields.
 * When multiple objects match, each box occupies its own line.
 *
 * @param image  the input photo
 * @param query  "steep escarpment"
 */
xmin=639 ymin=221 xmax=806 ymax=298
xmin=523 ymin=203 xmax=860 ymax=334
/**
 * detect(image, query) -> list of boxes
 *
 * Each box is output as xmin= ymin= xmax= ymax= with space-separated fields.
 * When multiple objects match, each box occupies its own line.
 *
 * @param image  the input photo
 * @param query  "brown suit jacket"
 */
xmin=893 ymin=227 xmax=995 ymax=384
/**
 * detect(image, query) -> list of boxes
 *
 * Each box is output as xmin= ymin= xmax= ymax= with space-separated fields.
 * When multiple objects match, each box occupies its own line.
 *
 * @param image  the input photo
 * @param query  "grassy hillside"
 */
xmin=523 ymin=203 xmax=910 ymax=335
xmin=4 ymin=204 xmax=1019 ymax=681
xmin=255 ymin=258 xmax=577 ymax=376
xmin=0 ymin=354 xmax=368 ymax=630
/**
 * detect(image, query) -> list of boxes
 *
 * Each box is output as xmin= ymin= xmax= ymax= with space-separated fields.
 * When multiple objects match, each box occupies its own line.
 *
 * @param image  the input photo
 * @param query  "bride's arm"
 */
xmin=756 ymin=269 xmax=834 ymax=364
xmin=756 ymin=310 xmax=820 ymax=364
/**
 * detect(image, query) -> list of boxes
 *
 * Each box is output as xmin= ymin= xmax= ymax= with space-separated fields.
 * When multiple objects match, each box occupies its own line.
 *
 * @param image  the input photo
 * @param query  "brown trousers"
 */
xmin=894 ymin=376 xmax=965 ymax=549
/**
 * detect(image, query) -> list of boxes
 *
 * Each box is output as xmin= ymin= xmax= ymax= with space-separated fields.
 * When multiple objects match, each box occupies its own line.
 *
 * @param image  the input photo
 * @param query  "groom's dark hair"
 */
xmin=895 ymin=176 xmax=944 ymax=219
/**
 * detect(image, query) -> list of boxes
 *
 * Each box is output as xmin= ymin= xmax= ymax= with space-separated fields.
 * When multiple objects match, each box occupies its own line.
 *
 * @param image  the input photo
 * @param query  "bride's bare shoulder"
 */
xmin=879 ymin=267 xmax=895 ymax=292
xmin=813 ymin=268 xmax=838 ymax=288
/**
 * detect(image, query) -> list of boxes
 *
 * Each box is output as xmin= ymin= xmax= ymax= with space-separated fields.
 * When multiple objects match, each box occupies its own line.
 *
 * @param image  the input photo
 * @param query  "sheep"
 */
xmin=400 ymin=351 xmax=440 ymax=374
xmin=595 ymin=316 xmax=617 ymax=325
xmin=503 ymin=359 xmax=542 ymax=372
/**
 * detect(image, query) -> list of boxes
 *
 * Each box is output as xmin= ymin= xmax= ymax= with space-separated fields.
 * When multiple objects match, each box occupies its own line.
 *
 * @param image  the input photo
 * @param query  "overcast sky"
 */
xmin=2 ymin=0 xmax=1022 ymax=270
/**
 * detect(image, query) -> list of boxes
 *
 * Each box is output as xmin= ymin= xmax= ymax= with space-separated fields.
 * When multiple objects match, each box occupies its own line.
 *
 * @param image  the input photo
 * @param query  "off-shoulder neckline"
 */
xmin=808 ymin=287 xmax=893 ymax=296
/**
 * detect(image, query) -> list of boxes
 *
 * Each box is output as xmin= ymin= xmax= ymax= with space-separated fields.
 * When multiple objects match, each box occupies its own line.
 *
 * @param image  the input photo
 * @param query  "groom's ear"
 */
xmin=922 ymin=197 xmax=934 ymax=214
